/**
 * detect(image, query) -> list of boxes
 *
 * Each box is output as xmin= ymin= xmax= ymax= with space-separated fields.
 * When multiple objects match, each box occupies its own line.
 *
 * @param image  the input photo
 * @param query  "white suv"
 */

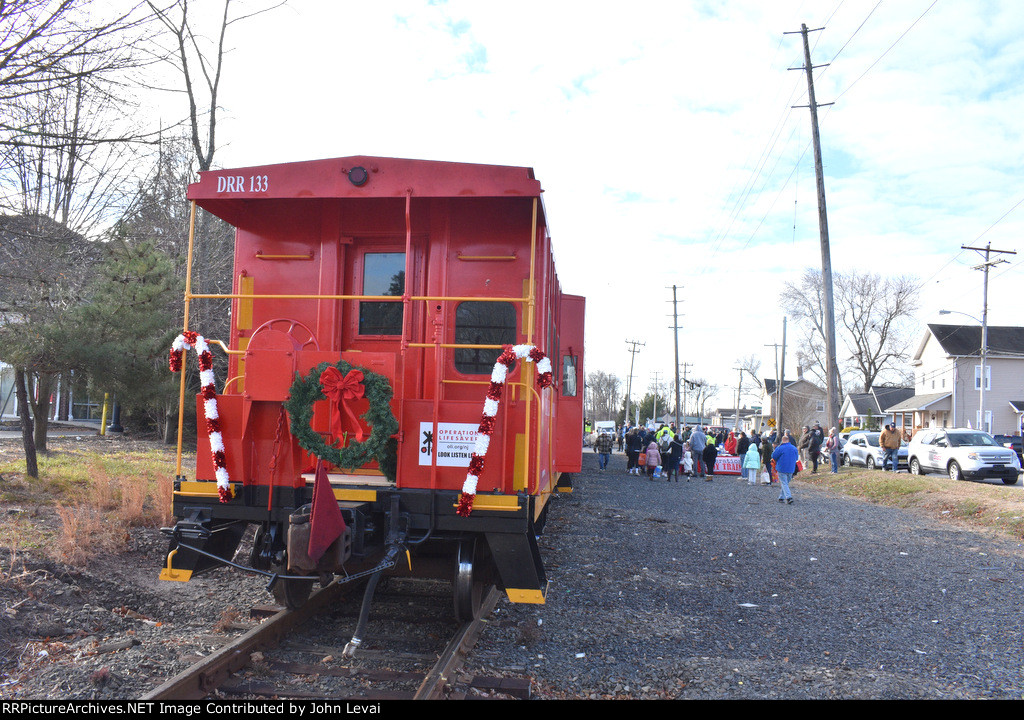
xmin=907 ymin=429 xmax=1021 ymax=485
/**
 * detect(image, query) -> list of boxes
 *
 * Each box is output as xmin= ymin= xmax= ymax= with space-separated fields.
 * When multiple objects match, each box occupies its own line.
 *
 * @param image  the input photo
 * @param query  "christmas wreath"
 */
xmin=284 ymin=360 xmax=399 ymax=482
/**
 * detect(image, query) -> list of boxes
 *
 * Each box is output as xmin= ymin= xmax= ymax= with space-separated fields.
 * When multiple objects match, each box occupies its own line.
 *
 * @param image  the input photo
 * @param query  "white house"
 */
xmin=885 ymin=324 xmax=1024 ymax=436
xmin=839 ymin=386 xmax=915 ymax=430
xmin=710 ymin=407 xmax=758 ymax=431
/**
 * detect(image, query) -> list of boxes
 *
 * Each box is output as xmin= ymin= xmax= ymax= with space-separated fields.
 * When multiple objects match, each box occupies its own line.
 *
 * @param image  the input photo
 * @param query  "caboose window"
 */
xmin=359 ymin=252 xmax=405 ymax=335
xmin=562 ymin=355 xmax=578 ymax=396
xmin=454 ymin=302 xmax=517 ymax=374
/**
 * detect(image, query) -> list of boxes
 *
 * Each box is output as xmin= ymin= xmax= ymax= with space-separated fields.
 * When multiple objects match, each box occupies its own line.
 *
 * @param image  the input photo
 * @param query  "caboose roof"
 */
xmin=188 ymin=155 xmax=544 ymax=227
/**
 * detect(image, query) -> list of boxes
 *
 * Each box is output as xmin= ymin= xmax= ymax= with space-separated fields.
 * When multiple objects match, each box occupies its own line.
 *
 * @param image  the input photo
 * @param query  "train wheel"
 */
xmin=271 ymin=565 xmax=315 ymax=610
xmin=453 ymin=537 xmax=494 ymax=622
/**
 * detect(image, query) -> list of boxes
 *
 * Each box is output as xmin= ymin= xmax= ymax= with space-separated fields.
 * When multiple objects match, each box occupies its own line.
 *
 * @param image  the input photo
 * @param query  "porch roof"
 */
xmin=885 ymin=392 xmax=952 ymax=413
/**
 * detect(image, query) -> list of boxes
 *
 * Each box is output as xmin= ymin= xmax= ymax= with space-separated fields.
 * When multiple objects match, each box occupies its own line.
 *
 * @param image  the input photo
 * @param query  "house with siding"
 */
xmin=753 ymin=374 xmax=828 ymax=436
xmin=885 ymin=324 xmax=1024 ymax=435
xmin=839 ymin=386 xmax=915 ymax=430
xmin=0 ymin=362 xmax=15 ymax=419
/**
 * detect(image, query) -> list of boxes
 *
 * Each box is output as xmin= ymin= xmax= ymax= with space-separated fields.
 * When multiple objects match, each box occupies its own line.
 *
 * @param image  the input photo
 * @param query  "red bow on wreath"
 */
xmin=319 ymin=367 xmax=366 ymax=442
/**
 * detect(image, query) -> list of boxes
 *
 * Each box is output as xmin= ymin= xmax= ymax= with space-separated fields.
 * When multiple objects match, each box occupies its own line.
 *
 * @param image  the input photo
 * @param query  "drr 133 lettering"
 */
xmin=217 ymin=175 xmax=269 ymax=193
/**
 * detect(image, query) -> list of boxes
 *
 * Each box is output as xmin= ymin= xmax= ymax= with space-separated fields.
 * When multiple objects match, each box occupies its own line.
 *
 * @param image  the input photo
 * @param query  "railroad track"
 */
xmin=142 ymin=578 xmax=521 ymax=700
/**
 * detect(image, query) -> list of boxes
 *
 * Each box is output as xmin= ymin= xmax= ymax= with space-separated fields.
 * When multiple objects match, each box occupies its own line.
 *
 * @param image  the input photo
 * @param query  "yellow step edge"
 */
xmin=505 ymin=585 xmax=547 ymax=604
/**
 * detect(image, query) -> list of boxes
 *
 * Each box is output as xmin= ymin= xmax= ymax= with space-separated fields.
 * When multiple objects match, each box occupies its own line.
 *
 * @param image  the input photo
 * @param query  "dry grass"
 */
xmin=801 ymin=465 xmax=1024 ymax=540
xmin=0 ymin=440 xmax=191 ymax=566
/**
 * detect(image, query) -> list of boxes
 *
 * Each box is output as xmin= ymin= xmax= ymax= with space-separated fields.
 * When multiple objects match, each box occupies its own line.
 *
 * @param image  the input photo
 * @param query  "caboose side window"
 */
xmin=359 ymin=252 xmax=405 ymax=335
xmin=454 ymin=302 xmax=517 ymax=374
xmin=562 ymin=354 xmax=578 ymax=396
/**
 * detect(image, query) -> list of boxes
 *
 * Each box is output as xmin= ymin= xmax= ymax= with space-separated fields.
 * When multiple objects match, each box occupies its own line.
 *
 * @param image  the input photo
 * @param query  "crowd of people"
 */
xmin=591 ymin=420 xmax=845 ymax=505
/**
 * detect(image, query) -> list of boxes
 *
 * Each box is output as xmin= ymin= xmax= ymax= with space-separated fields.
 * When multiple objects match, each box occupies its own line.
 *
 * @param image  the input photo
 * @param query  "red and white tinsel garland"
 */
xmin=456 ymin=344 xmax=553 ymax=517
xmin=169 ymin=331 xmax=232 ymax=503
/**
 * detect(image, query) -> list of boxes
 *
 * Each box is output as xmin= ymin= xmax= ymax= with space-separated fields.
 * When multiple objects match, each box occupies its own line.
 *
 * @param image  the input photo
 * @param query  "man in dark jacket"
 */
xmin=689 ymin=426 xmax=707 ymax=478
xmin=703 ymin=439 xmax=718 ymax=482
xmin=808 ymin=423 xmax=823 ymax=473
xmin=736 ymin=431 xmax=750 ymax=459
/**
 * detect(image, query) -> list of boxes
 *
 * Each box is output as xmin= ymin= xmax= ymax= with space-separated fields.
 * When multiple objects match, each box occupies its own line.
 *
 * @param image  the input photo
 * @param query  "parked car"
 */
xmin=992 ymin=434 xmax=1023 ymax=465
xmin=842 ymin=431 xmax=907 ymax=470
xmin=907 ymin=429 xmax=1021 ymax=484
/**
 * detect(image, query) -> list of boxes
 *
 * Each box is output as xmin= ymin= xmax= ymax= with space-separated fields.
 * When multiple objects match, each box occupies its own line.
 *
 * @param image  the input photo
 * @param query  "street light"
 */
xmin=939 ymin=309 xmax=987 ymax=432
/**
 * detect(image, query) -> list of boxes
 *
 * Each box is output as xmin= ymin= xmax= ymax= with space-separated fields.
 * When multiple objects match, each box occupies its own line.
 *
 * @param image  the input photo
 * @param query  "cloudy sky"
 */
xmin=175 ymin=0 xmax=1024 ymax=411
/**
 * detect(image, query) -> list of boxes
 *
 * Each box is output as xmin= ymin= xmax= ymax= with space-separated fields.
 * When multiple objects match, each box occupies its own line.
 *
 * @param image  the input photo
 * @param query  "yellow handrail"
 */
xmin=175 ymin=201 xmax=198 ymax=478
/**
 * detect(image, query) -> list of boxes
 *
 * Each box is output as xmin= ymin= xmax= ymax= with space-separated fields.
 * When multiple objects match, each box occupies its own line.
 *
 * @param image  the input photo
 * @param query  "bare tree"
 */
xmin=780 ymin=268 xmax=838 ymax=396
xmin=780 ymin=269 xmax=919 ymax=397
xmin=147 ymin=0 xmax=287 ymax=172
xmin=737 ymin=353 xmax=763 ymax=402
xmin=686 ymin=378 xmax=718 ymax=425
xmin=0 ymin=1 xmax=153 ymax=110
xmin=836 ymin=272 xmax=918 ymax=392
xmin=143 ymin=1 xmax=287 ymax=442
xmin=0 ymin=4 xmax=158 ymax=462
xmin=585 ymin=370 xmax=621 ymax=422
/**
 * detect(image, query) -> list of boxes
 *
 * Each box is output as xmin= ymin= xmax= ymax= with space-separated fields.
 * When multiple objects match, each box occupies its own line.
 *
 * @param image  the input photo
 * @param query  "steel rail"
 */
xmin=140 ymin=580 xmax=349 ymax=700
xmin=414 ymin=586 xmax=500 ymax=700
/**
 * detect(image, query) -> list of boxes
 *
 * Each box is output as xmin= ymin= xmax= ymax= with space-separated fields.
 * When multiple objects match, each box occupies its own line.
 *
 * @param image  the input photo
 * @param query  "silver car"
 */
xmin=907 ymin=429 xmax=1021 ymax=484
xmin=842 ymin=431 xmax=907 ymax=470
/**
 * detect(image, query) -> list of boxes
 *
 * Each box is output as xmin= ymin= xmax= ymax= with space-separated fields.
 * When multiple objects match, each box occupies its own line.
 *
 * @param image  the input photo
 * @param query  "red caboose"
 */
xmin=161 ymin=156 xmax=584 ymax=620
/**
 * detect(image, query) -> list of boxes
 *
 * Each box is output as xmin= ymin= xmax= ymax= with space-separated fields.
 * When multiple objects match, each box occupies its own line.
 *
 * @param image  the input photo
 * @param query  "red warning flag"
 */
xmin=308 ymin=461 xmax=346 ymax=564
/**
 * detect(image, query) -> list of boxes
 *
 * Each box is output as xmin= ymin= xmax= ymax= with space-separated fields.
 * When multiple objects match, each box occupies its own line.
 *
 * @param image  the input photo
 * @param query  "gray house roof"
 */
xmin=886 ymin=392 xmax=952 ymax=413
xmin=927 ymin=324 xmax=1024 ymax=357
xmin=842 ymin=386 xmax=915 ymax=419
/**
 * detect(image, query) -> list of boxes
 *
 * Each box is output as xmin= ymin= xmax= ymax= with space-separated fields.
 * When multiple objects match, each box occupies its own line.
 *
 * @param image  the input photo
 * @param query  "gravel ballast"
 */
xmin=4 ymin=443 xmax=1024 ymax=699
xmin=464 ymin=450 xmax=1024 ymax=699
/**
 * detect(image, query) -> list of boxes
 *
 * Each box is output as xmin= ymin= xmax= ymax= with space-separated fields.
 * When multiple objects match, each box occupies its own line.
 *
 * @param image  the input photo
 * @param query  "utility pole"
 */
xmin=669 ymin=285 xmax=683 ymax=430
xmin=962 ymin=242 xmax=1015 ymax=433
xmin=624 ymin=340 xmax=644 ymax=426
xmin=765 ymin=339 xmax=782 ymax=436
xmin=789 ymin=22 xmax=840 ymax=434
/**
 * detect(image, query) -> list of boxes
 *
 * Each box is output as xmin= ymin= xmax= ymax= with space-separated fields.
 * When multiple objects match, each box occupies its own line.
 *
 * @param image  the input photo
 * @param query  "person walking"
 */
xmin=626 ymin=428 xmax=643 ymax=475
xmin=879 ymin=423 xmax=901 ymax=472
xmin=703 ymin=437 xmax=718 ymax=482
xmin=825 ymin=427 xmax=841 ymax=474
xmin=808 ymin=423 xmax=823 ymax=474
xmin=743 ymin=439 xmax=761 ymax=485
xmin=760 ymin=435 xmax=774 ymax=484
xmin=596 ymin=431 xmax=614 ymax=472
xmin=682 ymin=442 xmax=694 ymax=479
xmin=690 ymin=426 xmax=707 ymax=478
xmin=798 ymin=426 xmax=811 ymax=467
xmin=645 ymin=437 xmax=662 ymax=479
xmin=665 ymin=433 xmax=684 ymax=482
xmin=772 ymin=433 xmax=799 ymax=504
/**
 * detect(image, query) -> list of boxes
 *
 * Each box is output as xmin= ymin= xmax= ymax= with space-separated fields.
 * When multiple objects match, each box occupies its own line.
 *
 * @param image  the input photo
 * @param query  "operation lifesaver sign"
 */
xmin=418 ymin=422 xmax=477 ymax=466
